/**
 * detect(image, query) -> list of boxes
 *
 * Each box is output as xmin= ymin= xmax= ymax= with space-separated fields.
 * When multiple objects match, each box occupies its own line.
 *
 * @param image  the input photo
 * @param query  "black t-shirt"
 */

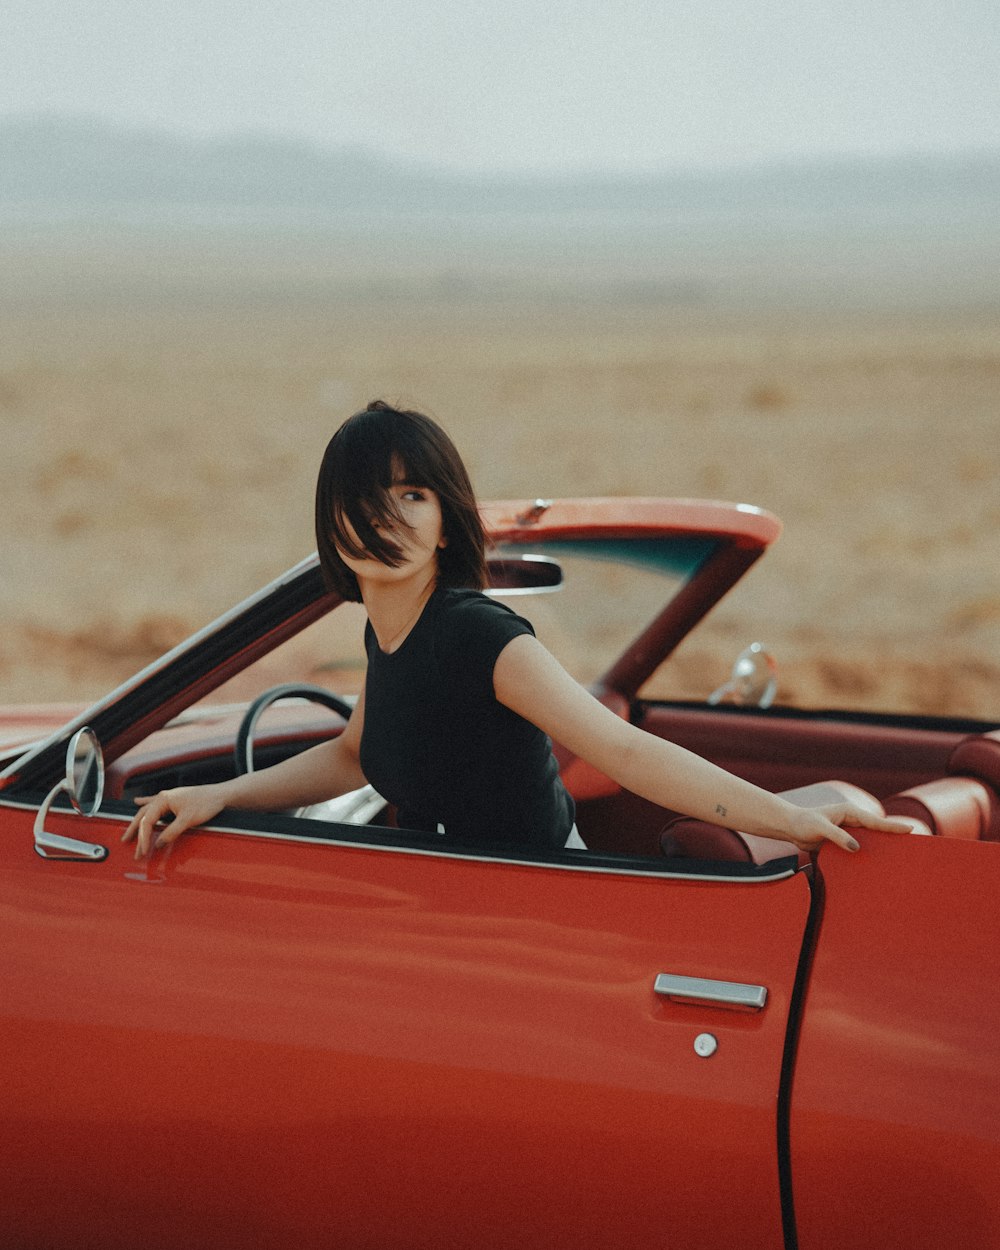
xmin=359 ymin=586 xmax=575 ymax=851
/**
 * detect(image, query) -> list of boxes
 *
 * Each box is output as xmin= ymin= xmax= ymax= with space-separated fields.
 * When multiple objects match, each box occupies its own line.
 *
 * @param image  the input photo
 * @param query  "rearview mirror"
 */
xmin=486 ymin=554 xmax=563 ymax=595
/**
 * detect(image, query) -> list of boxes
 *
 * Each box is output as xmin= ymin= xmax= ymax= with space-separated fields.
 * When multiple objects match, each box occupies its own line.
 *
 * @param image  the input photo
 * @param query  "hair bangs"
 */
xmin=316 ymin=401 xmax=488 ymax=602
xmin=328 ymin=488 xmax=409 ymax=570
xmin=321 ymin=420 xmax=416 ymax=570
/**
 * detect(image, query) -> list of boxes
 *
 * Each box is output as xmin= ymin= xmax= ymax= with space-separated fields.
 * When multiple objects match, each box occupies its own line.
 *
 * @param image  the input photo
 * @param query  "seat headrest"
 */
xmin=949 ymin=730 xmax=1000 ymax=790
xmin=884 ymin=777 xmax=998 ymax=841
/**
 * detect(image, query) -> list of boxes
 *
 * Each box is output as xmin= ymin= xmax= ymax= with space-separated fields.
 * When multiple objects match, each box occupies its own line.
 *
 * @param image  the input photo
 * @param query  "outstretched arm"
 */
xmin=494 ymin=636 xmax=909 ymax=853
xmin=122 ymin=688 xmax=369 ymax=857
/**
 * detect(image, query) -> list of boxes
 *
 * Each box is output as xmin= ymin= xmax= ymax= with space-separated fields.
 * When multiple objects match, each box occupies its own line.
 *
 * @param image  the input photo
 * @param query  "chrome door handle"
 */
xmin=654 ymin=973 xmax=768 ymax=1012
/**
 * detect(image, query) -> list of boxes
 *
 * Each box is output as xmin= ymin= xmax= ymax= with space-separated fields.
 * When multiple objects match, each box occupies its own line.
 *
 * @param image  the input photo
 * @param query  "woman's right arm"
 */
xmin=122 ymin=688 xmax=369 ymax=858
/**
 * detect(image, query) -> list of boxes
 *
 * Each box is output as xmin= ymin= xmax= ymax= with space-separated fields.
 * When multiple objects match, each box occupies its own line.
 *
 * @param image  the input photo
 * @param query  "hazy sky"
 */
xmin=5 ymin=0 xmax=999 ymax=173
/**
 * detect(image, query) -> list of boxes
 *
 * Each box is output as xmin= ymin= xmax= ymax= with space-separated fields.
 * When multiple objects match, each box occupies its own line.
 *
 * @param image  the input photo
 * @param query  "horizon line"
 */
xmin=3 ymin=109 xmax=1000 ymax=184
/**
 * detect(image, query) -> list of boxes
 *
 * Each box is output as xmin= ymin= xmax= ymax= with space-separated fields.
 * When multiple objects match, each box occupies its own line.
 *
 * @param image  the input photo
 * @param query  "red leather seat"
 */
xmin=660 ymin=780 xmax=884 ymax=866
xmin=949 ymin=729 xmax=1000 ymax=788
xmin=945 ymin=730 xmax=1000 ymax=840
xmin=883 ymin=776 xmax=999 ymax=840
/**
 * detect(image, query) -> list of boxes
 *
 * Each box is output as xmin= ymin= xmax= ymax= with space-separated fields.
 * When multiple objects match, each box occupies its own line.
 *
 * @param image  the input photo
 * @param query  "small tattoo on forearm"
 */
xmin=715 ymin=804 xmax=727 ymax=818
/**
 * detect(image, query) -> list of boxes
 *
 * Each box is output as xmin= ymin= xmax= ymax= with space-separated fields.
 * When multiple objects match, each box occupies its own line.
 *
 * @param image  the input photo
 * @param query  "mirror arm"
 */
xmin=33 ymin=781 xmax=108 ymax=861
xmin=708 ymin=643 xmax=777 ymax=709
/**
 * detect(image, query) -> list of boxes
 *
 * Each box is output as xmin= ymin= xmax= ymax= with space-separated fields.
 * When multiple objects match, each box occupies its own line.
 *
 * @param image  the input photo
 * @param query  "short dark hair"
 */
xmin=315 ymin=400 xmax=488 ymax=602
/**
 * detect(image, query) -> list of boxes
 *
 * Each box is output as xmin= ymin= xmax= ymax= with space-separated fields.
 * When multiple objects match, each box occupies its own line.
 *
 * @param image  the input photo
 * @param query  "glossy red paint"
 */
xmin=3 ymin=801 xmax=808 ymax=1250
xmin=791 ymin=833 xmax=1000 ymax=1248
xmin=3 ymin=496 xmax=999 ymax=1247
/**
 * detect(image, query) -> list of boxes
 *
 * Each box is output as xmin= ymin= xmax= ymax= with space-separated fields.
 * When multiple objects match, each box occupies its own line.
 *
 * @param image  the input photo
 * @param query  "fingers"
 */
xmin=820 ymin=822 xmax=861 ymax=854
xmin=808 ymin=803 xmax=915 ymax=855
xmin=120 ymin=795 xmax=154 ymax=844
xmin=135 ymin=796 xmax=168 ymax=859
xmin=838 ymin=807 xmax=913 ymax=835
xmin=121 ymin=783 xmax=225 ymax=860
xmin=122 ymin=791 xmax=183 ymax=859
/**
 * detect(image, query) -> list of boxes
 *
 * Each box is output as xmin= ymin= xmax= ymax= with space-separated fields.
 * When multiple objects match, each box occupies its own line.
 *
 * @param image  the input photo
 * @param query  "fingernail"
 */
xmin=848 ymin=838 xmax=860 ymax=852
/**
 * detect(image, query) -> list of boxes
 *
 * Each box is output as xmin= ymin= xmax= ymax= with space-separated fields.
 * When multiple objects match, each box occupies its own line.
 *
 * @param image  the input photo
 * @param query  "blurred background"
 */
xmin=1 ymin=0 xmax=998 ymax=713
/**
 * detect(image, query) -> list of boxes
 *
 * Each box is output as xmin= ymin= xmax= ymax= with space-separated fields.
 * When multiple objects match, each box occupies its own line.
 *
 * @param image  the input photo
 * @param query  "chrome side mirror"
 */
xmin=708 ymin=643 xmax=778 ymax=709
xmin=34 ymin=726 xmax=108 ymax=861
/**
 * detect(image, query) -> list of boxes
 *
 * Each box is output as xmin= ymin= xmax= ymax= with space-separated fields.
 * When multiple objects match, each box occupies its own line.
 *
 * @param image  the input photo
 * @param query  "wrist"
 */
xmin=748 ymin=797 xmax=809 ymax=843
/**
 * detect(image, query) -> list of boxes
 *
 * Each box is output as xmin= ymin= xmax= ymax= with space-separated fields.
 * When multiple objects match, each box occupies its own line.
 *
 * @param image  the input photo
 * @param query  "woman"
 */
xmin=124 ymin=400 xmax=907 ymax=858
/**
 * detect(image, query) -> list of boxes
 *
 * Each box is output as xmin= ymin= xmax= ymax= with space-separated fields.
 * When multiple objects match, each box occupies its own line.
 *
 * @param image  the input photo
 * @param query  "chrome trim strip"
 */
xmin=0 ymin=798 xmax=799 ymax=883
xmin=653 ymin=972 xmax=769 ymax=1011
xmin=197 ymin=826 xmax=798 ymax=880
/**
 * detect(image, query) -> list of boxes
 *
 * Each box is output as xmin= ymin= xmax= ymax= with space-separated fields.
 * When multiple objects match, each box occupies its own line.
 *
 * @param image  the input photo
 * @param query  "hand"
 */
xmin=121 ymin=784 xmax=228 ymax=859
xmin=784 ymin=802 xmax=913 ymax=854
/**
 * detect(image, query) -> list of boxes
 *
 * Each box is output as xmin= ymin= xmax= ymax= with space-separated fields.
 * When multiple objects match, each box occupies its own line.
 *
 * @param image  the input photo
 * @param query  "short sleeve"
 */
xmin=436 ymin=592 xmax=535 ymax=704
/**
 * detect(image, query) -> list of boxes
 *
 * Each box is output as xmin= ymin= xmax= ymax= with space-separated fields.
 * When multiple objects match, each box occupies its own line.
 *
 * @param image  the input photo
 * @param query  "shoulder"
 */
xmin=435 ymin=587 xmax=535 ymax=644
xmin=431 ymin=588 xmax=535 ymax=681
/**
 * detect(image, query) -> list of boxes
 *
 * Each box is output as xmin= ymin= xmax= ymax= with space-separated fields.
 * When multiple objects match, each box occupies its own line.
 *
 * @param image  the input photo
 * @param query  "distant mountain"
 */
xmin=3 ymin=114 xmax=999 ymax=224
xmin=0 ymin=116 xmax=434 ymax=211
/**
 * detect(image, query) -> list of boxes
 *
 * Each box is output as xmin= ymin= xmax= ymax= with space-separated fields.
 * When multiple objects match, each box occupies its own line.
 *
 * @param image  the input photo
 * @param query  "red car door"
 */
xmin=790 ymin=833 xmax=1000 ymax=1249
xmin=2 ymin=804 xmax=811 ymax=1250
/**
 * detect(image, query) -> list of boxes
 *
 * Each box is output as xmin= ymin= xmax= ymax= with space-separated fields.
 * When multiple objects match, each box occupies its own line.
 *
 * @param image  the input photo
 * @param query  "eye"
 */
xmin=401 ymin=488 xmax=426 ymax=502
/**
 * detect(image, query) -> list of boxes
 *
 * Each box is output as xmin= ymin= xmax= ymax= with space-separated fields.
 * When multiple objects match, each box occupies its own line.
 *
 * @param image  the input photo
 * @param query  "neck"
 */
xmin=362 ymin=570 xmax=438 ymax=653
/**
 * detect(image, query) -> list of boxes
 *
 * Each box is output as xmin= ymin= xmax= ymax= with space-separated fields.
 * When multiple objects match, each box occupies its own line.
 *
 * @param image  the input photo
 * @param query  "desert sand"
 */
xmin=1 ymin=234 xmax=997 ymax=719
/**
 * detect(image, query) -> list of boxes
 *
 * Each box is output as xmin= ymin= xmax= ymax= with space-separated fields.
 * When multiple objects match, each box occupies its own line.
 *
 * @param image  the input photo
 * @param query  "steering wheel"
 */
xmin=234 ymin=682 xmax=355 ymax=777
xmin=233 ymin=683 xmax=386 ymax=827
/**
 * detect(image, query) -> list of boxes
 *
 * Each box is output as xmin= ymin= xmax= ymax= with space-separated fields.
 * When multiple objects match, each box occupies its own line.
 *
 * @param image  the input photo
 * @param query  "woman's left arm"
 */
xmin=493 ymin=635 xmax=910 ymax=853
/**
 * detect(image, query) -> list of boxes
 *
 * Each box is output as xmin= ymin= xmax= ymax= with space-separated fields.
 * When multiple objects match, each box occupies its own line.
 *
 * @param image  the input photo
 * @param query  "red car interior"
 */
xmin=570 ymin=715 xmax=1000 ymax=858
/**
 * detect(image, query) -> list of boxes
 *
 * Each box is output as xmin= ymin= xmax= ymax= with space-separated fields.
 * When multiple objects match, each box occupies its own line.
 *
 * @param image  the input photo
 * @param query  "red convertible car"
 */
xmin=2 ymin=498 xmax=998 ymax=1250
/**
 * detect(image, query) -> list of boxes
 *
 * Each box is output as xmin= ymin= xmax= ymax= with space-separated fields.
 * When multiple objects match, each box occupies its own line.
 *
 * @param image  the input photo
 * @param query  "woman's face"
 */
xmin=336 ymin=476 xmax=446 ymax=590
